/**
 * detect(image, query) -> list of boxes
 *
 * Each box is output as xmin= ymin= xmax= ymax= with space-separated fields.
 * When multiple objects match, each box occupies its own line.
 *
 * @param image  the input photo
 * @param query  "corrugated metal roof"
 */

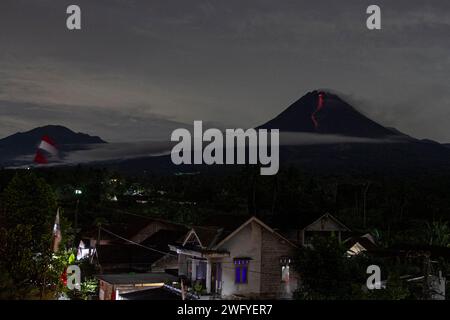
xmin=97 ymin=272 xmax=178 ymax=285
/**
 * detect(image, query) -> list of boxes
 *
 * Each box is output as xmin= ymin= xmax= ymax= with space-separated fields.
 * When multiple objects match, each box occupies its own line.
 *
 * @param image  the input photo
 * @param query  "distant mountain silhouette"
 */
xmin=259 ymin=90 xmax=403 ymax=138
xmin=0 ymin=125 xmax=106 ymax=166
xmin=3 ymin=92 xmax=450 ymax=175
xmin=258 ymin=91 xmax=450 ymax=173
xmin=111 ymin=91 xmax=450 ymax=175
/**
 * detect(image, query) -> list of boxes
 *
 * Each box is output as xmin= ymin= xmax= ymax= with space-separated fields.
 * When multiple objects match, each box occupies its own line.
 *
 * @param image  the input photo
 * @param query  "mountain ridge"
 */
xmin=259 ymin=90 xmax=405 ymax=139
xmin=0 ymin=125 xmax=106 ymax=166
xmin=0 ymin=125 xmax=106 ymax=145
xmin=2 ymin=91 xmax=450 ymax=174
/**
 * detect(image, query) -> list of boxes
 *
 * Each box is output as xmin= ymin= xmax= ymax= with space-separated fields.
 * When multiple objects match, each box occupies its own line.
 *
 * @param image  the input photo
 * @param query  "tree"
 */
xmin=0 ymin=172 xmax=70 ymax=299
xmin=364 ymin=273 xmax=411 ymax=300
xmin=426 ymin=220 xmax=450 ymax=247
xmin=294 ymin=236 xmax=368 ymax=300
xmin=294 ymin=235 xmax=413 ymax=300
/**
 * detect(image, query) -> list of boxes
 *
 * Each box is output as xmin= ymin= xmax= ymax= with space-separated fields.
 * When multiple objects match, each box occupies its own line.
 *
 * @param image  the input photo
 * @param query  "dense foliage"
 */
xmin=0 ymin=165 xmax=449 ymax=299
xmin=294 ymin=236 xmax=412 ymax=300
xmin=0 ymin=172 xmax=66 ymax=298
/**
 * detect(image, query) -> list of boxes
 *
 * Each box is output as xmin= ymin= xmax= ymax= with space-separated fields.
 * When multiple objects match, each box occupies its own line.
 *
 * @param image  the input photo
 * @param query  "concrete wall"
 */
xmin=99 ymin=280 xmax=113 ymax=300
xmin=217 ymin=221 xmax=262 ymax=298
xmin=260 ymin=228 xmax=298 ymax=299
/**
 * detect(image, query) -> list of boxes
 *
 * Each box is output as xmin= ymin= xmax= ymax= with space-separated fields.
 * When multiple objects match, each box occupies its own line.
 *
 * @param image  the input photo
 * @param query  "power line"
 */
xmin=98 ymin=228 xmax=354 ymax=281
xmin=99 ymin=226 xmax=293 ymax=277
xmin=99 ymin=226 xmax=177 ymax=257
xmin=82 ymin=210 xmax=294 ymax=278
xmin=97 ymin=227 xmax=290 ymax=278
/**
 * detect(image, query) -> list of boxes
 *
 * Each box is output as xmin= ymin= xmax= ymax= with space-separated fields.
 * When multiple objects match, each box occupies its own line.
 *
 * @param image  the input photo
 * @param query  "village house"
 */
xmin=169 ymin=216 xmax=299 ymax=299
xmin=344 ymin=233 xmax=378 ymax=256
xmin=282 ymin=212 xmax=352 ymax=246
xmin=85 ymin=210 xmax=447 ymax=301
xmin=89 ymin=211 xmax=359 ymax=300
xmin=77 ymin=214 xmax=187 ymax=273
xmin=97 ymin=273 xmax=179 ymax=300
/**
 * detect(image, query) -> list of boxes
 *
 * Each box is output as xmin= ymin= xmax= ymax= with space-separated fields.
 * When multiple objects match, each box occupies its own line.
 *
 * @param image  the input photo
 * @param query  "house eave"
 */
xmin=169 ymin=244 xmax=229 ymax=258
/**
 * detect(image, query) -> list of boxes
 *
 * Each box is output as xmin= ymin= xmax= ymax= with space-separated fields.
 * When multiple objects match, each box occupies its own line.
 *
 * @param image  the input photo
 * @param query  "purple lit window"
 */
xmin=235 ymin=266 xmax=241 ymax=283
xmin=234 ymin=259 xmax=249 ymax=284
xmin=241 ymin=266 xmax=248 ymax=283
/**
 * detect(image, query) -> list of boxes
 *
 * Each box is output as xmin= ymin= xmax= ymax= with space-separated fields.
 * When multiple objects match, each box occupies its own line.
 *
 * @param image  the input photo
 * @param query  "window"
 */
xmin=234 ymin=258 xmax=250 ymax=284
xmin=280 ymin=257 xmax=293 ymax=283
xmin=235 ymin=266 xmax=248 ymax=284
xmin=196 ymin=261 xmax=207 ymax=280
xmin=281 ymin=265 xmax=290 ymax=283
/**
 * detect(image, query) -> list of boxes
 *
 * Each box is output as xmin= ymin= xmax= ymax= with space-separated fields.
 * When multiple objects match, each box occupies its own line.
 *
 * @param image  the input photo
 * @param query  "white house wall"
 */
xmin=260 ymin=228 xmax=298 ymax=298
xmin=216 ymin=221 xmax=262 ymax=298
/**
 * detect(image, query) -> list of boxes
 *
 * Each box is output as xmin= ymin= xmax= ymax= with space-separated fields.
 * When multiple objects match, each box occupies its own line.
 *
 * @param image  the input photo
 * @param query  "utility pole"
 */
xmin=73 ymin=189 xmax=82 ymax=249
xmin=94 ymin=223 xmax=103 ymax=274
xmin=75 ymin=198 xmax=79 ymax=232
xmin=422 ymin=252 xmax=432 ymax=300
xmin=181 ymin=278 xmax=186 ymax=301
xmin=363 ymin=181 xmax=371 ymax=228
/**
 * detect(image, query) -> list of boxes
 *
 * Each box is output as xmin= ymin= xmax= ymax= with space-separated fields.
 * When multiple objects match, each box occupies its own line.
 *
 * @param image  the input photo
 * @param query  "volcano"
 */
xmin=259 ymin=90 xmax=402 ymax=138
xmin=111 ymin=90 xmax=450 ymax=175
xmin=253 ymin=90 xmax=450 ymax=174
xmin=4 ymin=92 xmax=450 ymax=175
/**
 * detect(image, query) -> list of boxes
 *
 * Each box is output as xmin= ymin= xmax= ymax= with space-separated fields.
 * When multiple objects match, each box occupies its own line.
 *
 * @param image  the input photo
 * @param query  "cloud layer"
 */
xmin=1 ymin=0 xmax=450 ymax=142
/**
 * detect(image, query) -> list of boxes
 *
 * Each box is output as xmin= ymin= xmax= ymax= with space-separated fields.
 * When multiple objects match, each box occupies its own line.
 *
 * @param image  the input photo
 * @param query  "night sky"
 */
xmin=1 ymin=0 xmax=450 ymax=142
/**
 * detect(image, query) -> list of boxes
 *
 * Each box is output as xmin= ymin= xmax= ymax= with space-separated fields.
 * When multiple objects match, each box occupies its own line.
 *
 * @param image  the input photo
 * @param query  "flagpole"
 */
xmin=42 ymin=207 xmax=62 ymax=299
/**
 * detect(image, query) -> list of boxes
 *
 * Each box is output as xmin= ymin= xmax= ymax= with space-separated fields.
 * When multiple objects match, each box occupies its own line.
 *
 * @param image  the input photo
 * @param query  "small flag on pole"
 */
xmin=34 ymin=150 xmax=48 ymax=164
xmin=52 ymin=208 xmax=62 ymax=253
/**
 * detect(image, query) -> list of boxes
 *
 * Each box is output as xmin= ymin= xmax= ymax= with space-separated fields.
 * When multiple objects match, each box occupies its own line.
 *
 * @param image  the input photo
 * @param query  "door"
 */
xmin=211 ymin=262 xmax=222 ymax=294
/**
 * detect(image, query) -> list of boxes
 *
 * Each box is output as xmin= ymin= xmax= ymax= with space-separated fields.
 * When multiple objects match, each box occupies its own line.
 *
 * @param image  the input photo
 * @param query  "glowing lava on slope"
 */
xmin=311 ymin=92 xmax=325 ymax=129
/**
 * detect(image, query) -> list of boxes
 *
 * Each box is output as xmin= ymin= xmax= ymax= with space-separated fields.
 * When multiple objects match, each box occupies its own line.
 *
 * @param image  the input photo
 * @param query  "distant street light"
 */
xmin=74 ymin=189 xmax=82 ymax=195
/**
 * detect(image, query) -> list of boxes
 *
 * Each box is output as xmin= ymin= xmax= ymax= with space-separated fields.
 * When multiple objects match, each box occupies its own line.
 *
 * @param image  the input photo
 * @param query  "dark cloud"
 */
xmin=0 ymin=100 xmax=189 ymax=142
xmin=10 ymin=131 xmax=397 ymax=167
xmin=1 ymin=0 xmax=450 ymax=142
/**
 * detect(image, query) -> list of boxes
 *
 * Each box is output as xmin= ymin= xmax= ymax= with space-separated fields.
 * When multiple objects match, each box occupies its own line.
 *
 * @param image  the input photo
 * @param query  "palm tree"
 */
xmin=425 ymin=220 xmax=450 ymax=247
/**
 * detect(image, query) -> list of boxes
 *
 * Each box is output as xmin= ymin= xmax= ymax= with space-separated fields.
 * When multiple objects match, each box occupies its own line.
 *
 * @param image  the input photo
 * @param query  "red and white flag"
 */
xmin=34 ymin=135 xmax=59 ymax=164
xmin=52 ymin=208 xmax=62 ymax=253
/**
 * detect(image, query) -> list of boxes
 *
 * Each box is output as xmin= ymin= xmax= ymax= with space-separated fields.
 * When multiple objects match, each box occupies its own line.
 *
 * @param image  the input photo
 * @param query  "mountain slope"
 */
xmin=112 ymin=91 xmax=450 ymax=175
xmin=3 ymin=92 xmax=450 ymax=175
xmin=257 ymin=90 xmax=450 ymax=173
xmin=259 ymin=90 xmax=403 ymax=138
xmin=0 ymin=125 xmax=106 ymax=166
